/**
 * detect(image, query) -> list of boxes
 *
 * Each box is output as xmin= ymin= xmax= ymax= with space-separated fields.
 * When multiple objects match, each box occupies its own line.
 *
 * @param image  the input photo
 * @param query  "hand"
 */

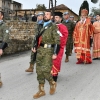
xmin=90 ymin=36 xmax=93 ymax=39
xmin=52 ymin=54 xmax=57 ymax=59
xmin=0 ymin=49 xmax=3 ymax=56
xmin=32 ymin=48 xmax=36 ymax=53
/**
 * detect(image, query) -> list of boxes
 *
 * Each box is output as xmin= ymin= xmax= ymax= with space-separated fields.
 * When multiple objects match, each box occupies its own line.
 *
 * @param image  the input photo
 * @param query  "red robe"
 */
xmin=93 ymin=21 xmax=100 ymax=58
xmin=51 ymin=23 xmax=68 ymax=76
xmin=73 ymin=18 xmax=94 ymax=64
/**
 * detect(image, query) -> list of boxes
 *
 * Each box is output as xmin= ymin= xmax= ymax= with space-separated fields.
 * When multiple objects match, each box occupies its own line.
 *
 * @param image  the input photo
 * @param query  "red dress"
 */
xmin=51 ymin=23 xmax=68 ymax=76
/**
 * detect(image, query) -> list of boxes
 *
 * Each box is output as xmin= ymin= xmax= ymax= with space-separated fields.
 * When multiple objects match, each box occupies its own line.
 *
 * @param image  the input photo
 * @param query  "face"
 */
xmin=44 ymin=12 xmax=53 ymax=21
xmin=80 ymin=13 xmax=87 ymax=21
xmin=54 ymin=16 xmax=62 ymax=24
xmin=70 ymin=17 xmax=74 ymax=21
xmin=0 ymin=12 xmax=3 ymax=20
xmin=63 ymin=14 xmax=69 ymax=20
xmin=96 ymin=15 xmax=100 ymax=21
xmin=37 ymin=15 xmax=43 ymax=21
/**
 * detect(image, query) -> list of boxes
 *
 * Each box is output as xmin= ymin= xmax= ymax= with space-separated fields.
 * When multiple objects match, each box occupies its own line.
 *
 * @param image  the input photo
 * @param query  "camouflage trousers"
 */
xmin=36 ymin=47 xmax=54 ymax=84
xmin=30 ymin=51 xmax=36 ymax=65
xmin=70 ymin=37 xmax=73 ymax=51
xmin=65 ymin=36 xmax=73 ymax=56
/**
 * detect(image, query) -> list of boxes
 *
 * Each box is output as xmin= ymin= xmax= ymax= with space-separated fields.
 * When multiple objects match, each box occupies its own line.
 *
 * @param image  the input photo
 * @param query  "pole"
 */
xmin=50 ymin=0 xmax=55 ymax=20
xmin=49 ymin=0 xmax=50 ymax=9
xmin=55 ymin=0 xmax=57 ymax=10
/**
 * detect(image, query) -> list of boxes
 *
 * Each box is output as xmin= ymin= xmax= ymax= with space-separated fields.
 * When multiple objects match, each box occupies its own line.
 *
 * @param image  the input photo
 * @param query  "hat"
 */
xmin=70 ymin=16 xmax=74 ymax=18
xmin=63 ymin=12 xmax=69 ymax=15
xmin=79 ymin=1 xmax=89 ymax=16
xmin=81 ymin=9 xmax=88 ymax=15
xmin=37 ymin=12 xmax=44 ymax=16
xmin=54 ymin=12 xmax=63 ymax=17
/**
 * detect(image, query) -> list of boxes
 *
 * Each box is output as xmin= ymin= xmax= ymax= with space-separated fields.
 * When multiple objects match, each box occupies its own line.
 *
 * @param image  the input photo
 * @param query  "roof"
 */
xmin=54 ymin=4 xmax=78 ymax=16
xmin=55 ymin=4 xmax=69 ymax=10
xmin=13 ymin=1 xmax=22 ymax=6
xmin=15 ymin=4 xmax=78 ymax=17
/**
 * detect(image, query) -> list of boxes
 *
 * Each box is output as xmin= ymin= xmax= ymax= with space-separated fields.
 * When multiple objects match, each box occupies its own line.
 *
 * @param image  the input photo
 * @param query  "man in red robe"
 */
xmin=73 ymin=9 xmax=94 ymax=64
xmin=51 ymin=12 xmax=68 ymax=82
xmin=92 ymin=13 xmax=100 ymax=60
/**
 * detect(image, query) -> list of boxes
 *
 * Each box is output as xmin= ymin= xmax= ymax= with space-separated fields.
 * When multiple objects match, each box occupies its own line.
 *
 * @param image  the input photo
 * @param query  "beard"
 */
xmin=55 ymin=21 xmax=60 ymax=24
xmin=80 ymin=17 xmax=86 ymax=21
xmin=43 ymin=18 xmax=50 ymax=22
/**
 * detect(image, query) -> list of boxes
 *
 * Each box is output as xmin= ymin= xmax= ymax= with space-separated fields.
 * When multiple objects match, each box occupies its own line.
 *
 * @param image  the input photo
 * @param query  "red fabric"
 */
xmin=73 ymin=18 xmax=94 ymax=64
xmin=38 ymin=36 xmax=42 ymax=47
xmin=93 ymin=21 xmax=100 ymax=58
xmin=80 ymin=53 xmax=92 ymax=63
xmin=51 ymin=24 xmax=68 ymax=76
xmin=76 ymin=53 xmax=92 ymax=64
xmin=73 ymin=18 xmax=94 ymax=55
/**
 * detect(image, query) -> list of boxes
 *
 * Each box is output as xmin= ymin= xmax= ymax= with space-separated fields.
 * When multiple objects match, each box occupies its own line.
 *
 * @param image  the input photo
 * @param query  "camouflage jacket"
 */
xmin=0 ymin=21 xmax=9 ymax=45
xmin=62 ymin=20 xmax=75 ymax=37
xmin=34 ymin=21 xmax=44 ymax=35
xmin=33 ymin=21 xmax=60 ymax=50
xmin=36 ymin=22 xmax=60 ymax=55
xmin=39 ymin=22 xmax=60 ymax=45
xmin=32 ymin=21 xmax=44 ymax=46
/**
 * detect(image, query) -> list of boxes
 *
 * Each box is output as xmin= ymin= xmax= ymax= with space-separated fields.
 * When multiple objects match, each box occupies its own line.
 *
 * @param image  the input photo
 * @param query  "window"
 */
xmin=8 ymin=2 xmax=10 ymax=7
xmin=4 ymin=1 xmax=5 ymax=6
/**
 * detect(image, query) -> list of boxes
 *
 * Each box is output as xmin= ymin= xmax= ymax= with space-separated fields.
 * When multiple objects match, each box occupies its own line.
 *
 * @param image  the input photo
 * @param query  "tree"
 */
xmin=90 ymin=7 xmax=100 ymax=16
xmin=36 ymin=4 xmax=47 ymax=10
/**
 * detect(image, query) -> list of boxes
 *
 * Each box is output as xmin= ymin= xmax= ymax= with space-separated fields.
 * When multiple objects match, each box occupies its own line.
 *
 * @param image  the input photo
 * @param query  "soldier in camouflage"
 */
xmin=0 ymin=11 xmax=9 ymax=87
xmin=25 ymin=12 xmax=44 ymax=72
xmin=62 ymin=12 xmax=75 ymax=62
xmin=32 ymin=10 xmax=60 ymax=99
xmin=69 ymin=16 xmax=76 ymax=54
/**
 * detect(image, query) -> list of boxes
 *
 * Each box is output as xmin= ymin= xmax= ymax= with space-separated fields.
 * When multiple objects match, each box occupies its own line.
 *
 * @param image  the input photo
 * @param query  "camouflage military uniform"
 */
xmin=33 ymin=15 xmax=60 ymax=98
xmin=25 ymin=21 xmax=43 ymax=72
xmin=30 ymin=21 xmax=44 ymax=64
xmin=33 ymin=21 xmax=60 ymax=98
xmin=0 ymin=21 xmax=9 ymax=45
xmin=36 ymin=22 xmax=60 ymax=84
xmin=62 ymin=20 xmax=75 ymax=60
xmin=0 ymin=20 xmax=9 ymax=87
xmin=70 ymin=22 xmax=76 ymax=52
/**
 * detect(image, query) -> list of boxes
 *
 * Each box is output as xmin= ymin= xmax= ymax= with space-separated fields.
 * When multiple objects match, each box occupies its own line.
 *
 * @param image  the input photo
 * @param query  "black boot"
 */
xmin=53 ymin=76 xmax=58 ymax=82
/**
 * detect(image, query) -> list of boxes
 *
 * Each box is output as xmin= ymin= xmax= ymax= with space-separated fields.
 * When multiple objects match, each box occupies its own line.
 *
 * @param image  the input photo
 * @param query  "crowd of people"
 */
xmin=25 ymin=9 xmax=100 ymax=98
xmin=0 ymin=7 xmax=100 ymax=99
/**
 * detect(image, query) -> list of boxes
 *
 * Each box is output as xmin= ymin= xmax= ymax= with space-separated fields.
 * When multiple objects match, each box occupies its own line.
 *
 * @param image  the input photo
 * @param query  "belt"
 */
xmin=40 ymin=43 xmax=54 ymax=48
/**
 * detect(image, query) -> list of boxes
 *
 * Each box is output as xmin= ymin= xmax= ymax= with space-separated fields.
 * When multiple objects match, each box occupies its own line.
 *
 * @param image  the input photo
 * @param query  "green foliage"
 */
xmin=90 ymin=7 xmax=100 ymax=16
xmin=36 ymin=4 xmax=47 ymax=10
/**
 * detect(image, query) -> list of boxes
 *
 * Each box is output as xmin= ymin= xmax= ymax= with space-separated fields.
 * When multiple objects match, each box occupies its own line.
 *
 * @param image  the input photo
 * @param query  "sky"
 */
xmin=15 ymin=0 xmax=100 ymax=14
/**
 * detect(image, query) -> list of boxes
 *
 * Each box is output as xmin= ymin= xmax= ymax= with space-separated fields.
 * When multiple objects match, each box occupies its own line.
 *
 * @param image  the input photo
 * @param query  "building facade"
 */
xmin=0 ymin=0 xmax=22 ymax=18
xmin=15 ymin=4 xmax=79 ymax=22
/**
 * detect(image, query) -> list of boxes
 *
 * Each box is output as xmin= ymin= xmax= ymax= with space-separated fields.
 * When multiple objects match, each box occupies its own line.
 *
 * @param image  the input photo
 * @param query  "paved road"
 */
xmin=0 ymin=50 xmax=100 ymax=100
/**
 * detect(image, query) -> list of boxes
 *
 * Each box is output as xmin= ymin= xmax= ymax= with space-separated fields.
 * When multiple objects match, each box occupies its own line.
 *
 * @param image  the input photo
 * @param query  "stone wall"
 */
xmin=4 ymin=21 xmax=36 ymax=54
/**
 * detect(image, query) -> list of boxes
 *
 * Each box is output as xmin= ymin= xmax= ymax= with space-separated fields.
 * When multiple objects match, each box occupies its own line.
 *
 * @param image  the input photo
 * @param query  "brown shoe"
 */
xmin=69 ymin=50 xmax=72 ymax=56
xmin=0 ymin=81 xmax=3 ymax=87
xmin=49 ymin=81 xmax=57 ymax=95
xmin=25 ymin=64 xmax=34 ymax=72
xmin=65 ymin=56 xmax=69 ymax=62
xmin=33 ymin=84 xmax=46 ymax=99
